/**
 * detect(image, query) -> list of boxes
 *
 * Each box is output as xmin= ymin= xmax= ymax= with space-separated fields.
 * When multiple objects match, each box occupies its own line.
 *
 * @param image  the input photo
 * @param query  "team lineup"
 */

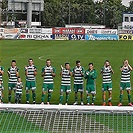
xmin=0 ymin=58 xmax=132 ymax=106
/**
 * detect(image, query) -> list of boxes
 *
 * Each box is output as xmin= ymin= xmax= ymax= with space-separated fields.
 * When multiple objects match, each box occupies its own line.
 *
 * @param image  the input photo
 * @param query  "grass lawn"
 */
xmin=0 ymin=40 xmax=133 ymax=105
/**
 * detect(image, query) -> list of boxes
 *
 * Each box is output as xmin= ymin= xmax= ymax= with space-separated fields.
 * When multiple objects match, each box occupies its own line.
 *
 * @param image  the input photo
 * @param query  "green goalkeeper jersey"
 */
xmin=84 ymin=69 xmax=97 ymax=84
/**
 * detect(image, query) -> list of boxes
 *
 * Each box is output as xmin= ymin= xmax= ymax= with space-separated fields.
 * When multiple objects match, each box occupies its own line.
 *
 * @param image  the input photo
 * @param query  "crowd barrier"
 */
xmin=0 ymin=27 xmax=133 ymax=40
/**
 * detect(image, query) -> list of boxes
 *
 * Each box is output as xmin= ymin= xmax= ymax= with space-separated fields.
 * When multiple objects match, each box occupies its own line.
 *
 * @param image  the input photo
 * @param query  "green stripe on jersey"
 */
xmin=8 ymin=66 xmax=19 ymax=84
xmin=61 ymin=69 xmax=71 ymax=86
xmin=73 ymin=66 xmax=84 ymax=84
xmin=42 ymin=66 xmax=55 ymax=84
xmin=25 ymin=65 xmax=37 ymax=81
xmin=16 ymin=82 xmax=23 ymax=94
xmin=101 ymin=67 xmax=112 ymax=84
xmin=121 ymin=66 xmax=131 ymax=83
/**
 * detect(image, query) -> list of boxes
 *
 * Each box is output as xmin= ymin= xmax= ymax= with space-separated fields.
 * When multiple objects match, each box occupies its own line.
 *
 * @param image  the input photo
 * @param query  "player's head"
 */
xmin=11 ymin=60 xmax=16 ymax=67
xmin=104 ymin=60 xmax=110 ymax=67
xmin=89 ymin=63 xmax=93 ymax=70
xmin=76 ymin=60 xmax=81 ymax=67
xmin=28 ymin=58 xmax=33 ymax=66
xmin=17 ymin=76 xmax=21 ymax=82
xmin=65 ymin=62 xmax=70 ymax=70
xmin=124 ymin=59 xmax=128 ymax=66
xmin=46 ymin=59 xmax=51 ymax=67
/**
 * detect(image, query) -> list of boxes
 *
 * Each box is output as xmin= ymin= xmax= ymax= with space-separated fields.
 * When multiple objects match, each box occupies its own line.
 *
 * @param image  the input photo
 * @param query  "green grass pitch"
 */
xmin=0 ymin=40 xmax=133 ymax=105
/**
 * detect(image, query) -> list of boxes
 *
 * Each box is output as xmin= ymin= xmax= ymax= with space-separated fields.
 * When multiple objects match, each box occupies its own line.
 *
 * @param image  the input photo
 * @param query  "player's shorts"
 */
xmin=120 ymin=82 xmax=131 ymax=90
xmin=102 ymin=83 xmax=112 ymax=92
xmin=26 ymin=80 xmax=36 ymax=90
xmin=86 ymin=84 xmax=96 ymax=94
xmin=74 ymin=84 xmax=84 ymax=92
xmin=42 ymin=83 xmax=54 ymax=92
xmin=60 ymin=85 xmax=71 ymax=93
xmin=8 ymin=83 xmax=16 ymax=90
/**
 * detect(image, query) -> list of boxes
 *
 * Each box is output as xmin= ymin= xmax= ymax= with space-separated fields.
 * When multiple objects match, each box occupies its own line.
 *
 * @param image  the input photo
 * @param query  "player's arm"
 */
xmin=60 ymin=71 xmax=62 ymax=76
xmin=0 ymin=67 xmax=4 ymax=75
xmin=91 ymin=70 xmax=97 ymax=79
xmin=80 ymin=67 xmax=84 ymax=77
xmin=128 ymin=64 xmax=132 ymax=71
xmin=25 ymin=66 xmax=28 ymax=76
xmin=100 ymin=67 xmax=104 ymax=74
xmin=41 ymin=68 xmax=45 ymax=77
xmin=51 ymin=67 xmax=56 ymax=77
xmin=110 ymin=66 xmax=114 ymax=74
xmin=34 ymin=66 xmax=37 ymax=76
xmin=7 ymin=68 xmax=10 ymax=77
xmin=69 ymin=70 xmax=73 ymax=76
xmin=120 ymin=66 xmax=125 ymax=71
xmin=15 ymin=67 xmax=19 ymax=77
xmin=84 ymin=71 xmax=88 ymax=79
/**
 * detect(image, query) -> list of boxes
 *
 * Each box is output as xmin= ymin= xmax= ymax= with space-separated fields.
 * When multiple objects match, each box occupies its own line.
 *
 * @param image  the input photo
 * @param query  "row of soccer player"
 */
xmin=0 ymin=58 xmax=132 ymax=106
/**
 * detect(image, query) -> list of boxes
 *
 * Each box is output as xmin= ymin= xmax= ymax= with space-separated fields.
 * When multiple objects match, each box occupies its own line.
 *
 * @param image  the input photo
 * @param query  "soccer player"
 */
xmin=0 ymin=61 xmax=4 ymax=81
xmin=118 ymin=59 xmax=132 ymax=106
xmin=15 ymin=77 xmax=23 ymax=104
xmin=101 ymin=60 xmax=114 ymax=106
xmin=25 ymin=58 xmax=37 ymax=104
xmin=59 ymin=63 xmax=72 ymax=105
xmin=84 ymin=63 xmax=97 ymax=105
xmin=0 ymin=61 xmax=4 ymax=103
xmin=0 ymin=79 xmax=4 ymax=104
xmin=41 ymin=59 xmax=56 ymax=105
xmin=7 ymin=60 xmax=19 ymax=103
xmin=73 ymin=60 xmax=84 ymax=105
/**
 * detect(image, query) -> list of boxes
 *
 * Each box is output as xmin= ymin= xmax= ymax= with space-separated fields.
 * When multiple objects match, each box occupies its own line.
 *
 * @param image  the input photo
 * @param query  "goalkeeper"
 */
xmin=84 ymin=63 xmax=97 ymax=105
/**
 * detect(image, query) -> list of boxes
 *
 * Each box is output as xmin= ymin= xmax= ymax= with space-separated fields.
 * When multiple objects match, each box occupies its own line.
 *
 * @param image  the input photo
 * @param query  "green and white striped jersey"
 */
xmin=8 ymin=66 xmax=19 ymax=84
xmin=72 ymin=66 xmax=84 ymax=85
xmin=0 ymin=66 xmax=4 ymax=81
xmin=16 ymin=82 xmax=23 ymax=94
xmin=121 ymin=66 xmax=131 ymax=83
xmin=25 ymin=65 xmax=37 ymax=81
xmin=61 ymin=68 xmax=71 ymax=86
xmin=101 ymin=66 xmax=113 ymax=84
xmin=42 ymin=66 xmax=55 ymax=84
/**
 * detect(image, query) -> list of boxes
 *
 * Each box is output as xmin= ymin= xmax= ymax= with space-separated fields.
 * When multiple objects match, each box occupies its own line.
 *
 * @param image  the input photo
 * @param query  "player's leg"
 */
xmin=31 ymin=81 xmax=36 ymax=104
xmin=47 ymin=84 xmax=54 ymax=105
xmin=65 ymin=86 xmax=71 ymax=105
xmin=73 ymin=84 xmax=78 ymax=105
xmin=79 ymin=84 xmax=84 ymax=105
xmin=102 ymin=83 xmax=107 ymax=106
xmin=26 ymin=81 xmax=30 ymax=104
xmin=108 ymin=90 xmax=112 ymax=106
xmin=118 ymin=82 xmax=125 ymax=106
xmin=41 ymin=83 xmax=47 ymax=104
xmin=108 ymin=83 xmax=113 ymax=106
xmin=86 ymin=85 xmax=91 ymax=105
xmin=126 ymin=83 xmax=132 ymax=106
xmin=91 ymin=85 xmax=96 ymax=105
xmin=8 ymin=83 xmax=12 ymax=103
xmin=59 ymin=85 xmax=64 ymax=105
xmin=15 ymin=93 xmax=18 ymax=103
xmin=19 ymin=94 xmax=22 ymax=103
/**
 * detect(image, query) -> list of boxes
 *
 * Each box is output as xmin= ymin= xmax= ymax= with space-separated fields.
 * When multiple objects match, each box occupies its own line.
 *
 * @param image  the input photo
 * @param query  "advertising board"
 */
xmin=119 ymin=34 xmax=133 ymax=40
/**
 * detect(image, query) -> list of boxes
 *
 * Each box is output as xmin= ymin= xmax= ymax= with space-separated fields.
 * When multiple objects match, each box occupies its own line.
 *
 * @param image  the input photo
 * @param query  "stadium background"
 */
xmin=0 ymin=28 xmax=133 ymax=105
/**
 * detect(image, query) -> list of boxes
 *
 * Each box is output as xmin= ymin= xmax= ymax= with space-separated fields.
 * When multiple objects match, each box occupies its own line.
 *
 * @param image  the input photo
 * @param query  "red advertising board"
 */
xmin=52 ymin=28 xmax=85 ymax=35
